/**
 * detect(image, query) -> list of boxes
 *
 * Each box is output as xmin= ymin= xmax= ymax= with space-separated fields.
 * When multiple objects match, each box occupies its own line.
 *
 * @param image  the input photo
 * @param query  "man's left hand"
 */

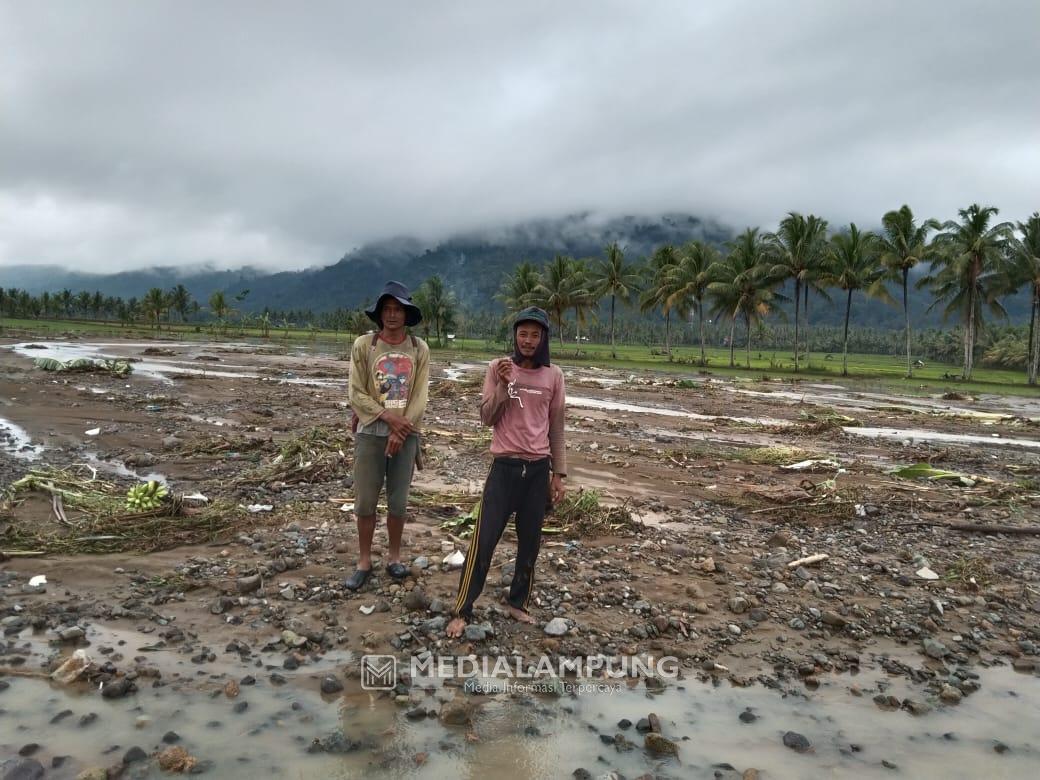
xmin=550 ymin=474 xmax=566 ymax=504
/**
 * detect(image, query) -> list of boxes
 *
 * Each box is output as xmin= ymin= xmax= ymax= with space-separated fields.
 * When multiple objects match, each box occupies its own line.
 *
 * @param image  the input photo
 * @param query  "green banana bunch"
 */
xmin=126 ymin=480 xmax=168 ymax=511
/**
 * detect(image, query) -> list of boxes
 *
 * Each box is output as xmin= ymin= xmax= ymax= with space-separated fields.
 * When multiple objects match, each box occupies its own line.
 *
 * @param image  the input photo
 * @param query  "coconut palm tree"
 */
xmin=667 ymin=240 xmax=720 ymax=366
xmin=142 ymin=287 xmax=168 ymax=331
xmin=878 ymin=205 xmax=940 ymax=378
xmin=415 ymin=275 xmax=457 ymax=346
xmin=639 ymin=245 xmax=683 ymax=357
xmin=169 ymin=284 xmax=193 ymax=323
xmin=533 ymin=255 xmax=577 ymax=349
xmin=590 ymin=242 xmax=641 ymax=359
xmin=767 ymin=213 xmax=828 ymax=371
xmin=709 ymin=228 xmax=781 ymax=368
xmin=820 ymin=224 xmax=890 ymax=376
xmin=1008 ymin=213 xmax=1040 ymax=384
xmin=567 ymin=258 xmax=596 ymax=348
xmin=922 ymin=204 xmax=1013 ymax=380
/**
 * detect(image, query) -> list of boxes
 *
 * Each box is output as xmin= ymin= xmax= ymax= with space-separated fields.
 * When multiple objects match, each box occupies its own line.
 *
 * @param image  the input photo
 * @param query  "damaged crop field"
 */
xmin=1 ymin=336 xmax=1039 ymax=778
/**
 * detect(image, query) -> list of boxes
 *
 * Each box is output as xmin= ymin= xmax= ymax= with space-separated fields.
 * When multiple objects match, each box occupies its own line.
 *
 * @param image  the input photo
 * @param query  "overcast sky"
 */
xmin=2 ymin=1 xmax=1037 ymax=273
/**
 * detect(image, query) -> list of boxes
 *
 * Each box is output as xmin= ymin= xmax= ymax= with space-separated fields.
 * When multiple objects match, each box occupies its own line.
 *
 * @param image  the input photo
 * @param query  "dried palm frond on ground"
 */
xmin=437 ymin=489 xmax=642 ymax=540
xmin=944 ymin=555 xmax=992 ymax=586
xmin=182 ymin=434 xmax=276 ymax=456
xmin=232 ymin=426 xmax=351 ymax=487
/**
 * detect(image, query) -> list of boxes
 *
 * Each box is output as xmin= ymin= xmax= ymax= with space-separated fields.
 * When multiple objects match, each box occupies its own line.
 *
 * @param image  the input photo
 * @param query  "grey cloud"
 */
xmin=1 ymin=0 xmax=1037 ymax=272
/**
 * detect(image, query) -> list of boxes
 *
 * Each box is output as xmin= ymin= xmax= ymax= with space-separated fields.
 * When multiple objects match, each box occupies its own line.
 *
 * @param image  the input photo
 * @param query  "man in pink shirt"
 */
xmin=447 ymin=307 xmax=567 ymax=638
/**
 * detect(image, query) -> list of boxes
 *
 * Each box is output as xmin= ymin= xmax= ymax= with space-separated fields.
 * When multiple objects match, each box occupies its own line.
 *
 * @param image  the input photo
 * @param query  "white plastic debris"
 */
xmin=854 ymin=504 xmax=867 ymax=517
xmin=358 ymin=605 xmax=375 ymax=615
xmin=245 ymin=504 xmax=273 ymax=513
xmin=29 ymin=575 xmax=47 ymax=587
xmin=339 ymin=503 xmax=355 ymax=512
xmin=781 ymin=459 xmax=842 ymax=473
xmin=442 ymin=549 xmax=466 ymax=568
xmin=182 ymin=493 xmax=209 ymax=505
xmin=916 ymin=566 xmax=939 ymax=580
xmin=51 ymin=649 xmax=92 ymax=685
xmin=84 ymin=428 xmax=101 ymax=436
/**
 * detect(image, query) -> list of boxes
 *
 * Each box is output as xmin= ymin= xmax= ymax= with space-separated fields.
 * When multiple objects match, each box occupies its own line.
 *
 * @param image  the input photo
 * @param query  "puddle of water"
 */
xmin=844 ymin=427 xmax=1040 ymax=451
xmin=568 ymin=396 xmax=789 ymax=427
xmin=0 ymin=416 xmax=45 ymax=460
xmin=2 ymin=645 xmax=1036 ymax=780
xmin=81 ymin=452 xmax=169 ymax=486
xmin=6 ymin=342 xmax=347 ymax=389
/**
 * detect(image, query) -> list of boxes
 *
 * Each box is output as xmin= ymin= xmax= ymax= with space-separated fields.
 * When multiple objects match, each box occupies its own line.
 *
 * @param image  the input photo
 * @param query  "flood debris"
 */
xmin=890 ymin=463 xmax=980 ymax=488
xmin=33 ymin=356 xmax=133 ymax=376
xmin=1 ymin=465 xmax=247 ymax=553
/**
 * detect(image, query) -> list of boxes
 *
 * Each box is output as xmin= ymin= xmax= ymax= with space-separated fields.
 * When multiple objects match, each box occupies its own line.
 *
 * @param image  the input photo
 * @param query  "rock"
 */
xmin=648 ymin=713 xmax=662 ymax=733
xmin=236 ymin=575 xmax=261 ymax=594
xmin=100 ymin=677 xmax=134 ymax=699
xmin=821 ymin=611 xmax=847 ymax=628
xmin=281 ymin=629 xmax=308 ymax=648
xmin=766 ymin=529 xmax=793 ymax=547
xmin=16 ymin=747 xmax=38 ymax=759
xmin=321 ymin=675 xmax=344 ymax=694
xmin=699 ymin=557 xmax=716 ymax=573
xmin=903 ymin=700 xmax=932 ymax=716
xmin=635 ymin=717 xmax=652 ymax=733
xmin=162 ymin=731 xmax=181 ymax=744
xmin=58 ymin=626 xmax=86 ymax=642
xmin=939 ymin=685 xmax=963 ymax=704
xmin=161 ymin=435 xmax=182 ymax=450
xmin=617 ymin=718 xmax=632 ymax=730
xmin=783 ymin=731 xmax=811 ymax=752
xmin=157 ymin=746 xmax=198 ymax=772
xmin=76 ymin=769 xmax=108 ymax=780
xmin=464 ymin=625 xmax=487 ymax=642
xmin=1012 ymin=658 xmax=1035 ymax=673
xmin=728 ymin=597 xmax=749 ymax=614
xmin=440 ymin=699 xmax=475 ymax=726
xmin=743 ymin=771 xmax=760 ymax=780
xmin=403 ymin=589 xmax=430 ymax=611
xmin=644 ymin=733 xmax=679 ymax=755
xmin=993 ymin=741 xmax=1009 ymax=754
xmin=544 ymin=618 xmax=569 ymax=636
xmin=916 ymin=566 xmax=939 ymax=580
xmin=123 ymin=746 xmax=148 ymax=765
xmin=2 ymin=759 xmax=45 ymax=780
xmin=412 ymin=556 xmax=430 ymax=569
xmin=922 ymin=638 xmax=948 ymax=660
xmin=739 ymin=709 xmax=757 ymax=723
xmin=772 ymin=582 xmax=789 ymax=594
xmin=685 ymin=583 xmax=704 ymax=598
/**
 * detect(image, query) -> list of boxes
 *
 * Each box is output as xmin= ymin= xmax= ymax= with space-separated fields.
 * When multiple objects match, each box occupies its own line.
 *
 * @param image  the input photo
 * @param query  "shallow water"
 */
xmin=2 ymin=650 xmax=1036 ymax=780
xmin=844 ymin=426 xmax=1040 ymax=451
xmin=0 ymin=416 xmax=44 ymax=460
xmin=567 ymin=396 xmax=790 ymax=428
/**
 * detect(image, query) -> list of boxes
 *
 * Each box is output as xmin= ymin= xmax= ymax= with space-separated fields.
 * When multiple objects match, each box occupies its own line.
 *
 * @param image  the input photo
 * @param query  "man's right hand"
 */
xmin=379 ymin=410 xmax=414 ymax=437
xmin=495 ymin=359 xmax=515 ymax=386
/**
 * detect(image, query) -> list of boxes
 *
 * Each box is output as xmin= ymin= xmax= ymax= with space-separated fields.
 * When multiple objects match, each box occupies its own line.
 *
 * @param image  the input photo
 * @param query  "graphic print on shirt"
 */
xmin=373 ymin=352 xmax=412 ymax=409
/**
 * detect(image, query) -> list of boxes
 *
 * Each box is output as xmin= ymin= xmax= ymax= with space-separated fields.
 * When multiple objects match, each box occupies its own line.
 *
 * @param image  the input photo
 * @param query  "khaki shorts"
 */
xmin=353 ymin=432 xmax=418 ymax=517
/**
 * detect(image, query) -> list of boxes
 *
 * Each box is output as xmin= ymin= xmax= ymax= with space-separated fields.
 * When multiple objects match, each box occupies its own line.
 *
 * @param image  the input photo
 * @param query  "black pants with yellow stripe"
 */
xmin=452 ymin=456 xmax=550 ymax=620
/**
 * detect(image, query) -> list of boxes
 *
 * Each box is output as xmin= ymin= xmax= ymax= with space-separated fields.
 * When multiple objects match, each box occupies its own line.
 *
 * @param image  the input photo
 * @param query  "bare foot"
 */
xmin=446 ymin=617 xmax=467 ymax=638
xmin=506 ymin=605 xmax=536 ymax=624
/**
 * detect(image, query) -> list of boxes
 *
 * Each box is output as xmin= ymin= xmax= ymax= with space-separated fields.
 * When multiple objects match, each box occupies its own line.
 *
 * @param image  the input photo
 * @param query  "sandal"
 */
xmin=385 ymin=562 xmax=409 ymax=580
xmin=343 ymin=568 xmax=372 ymax=591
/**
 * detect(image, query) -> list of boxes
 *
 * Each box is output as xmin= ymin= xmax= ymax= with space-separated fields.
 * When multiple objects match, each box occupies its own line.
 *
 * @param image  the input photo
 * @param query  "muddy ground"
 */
xmin=1 ymin=336 xmax=1039 ymax=777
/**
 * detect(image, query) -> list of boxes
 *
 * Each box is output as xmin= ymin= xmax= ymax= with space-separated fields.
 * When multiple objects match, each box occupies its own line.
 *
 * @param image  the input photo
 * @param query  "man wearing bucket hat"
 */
xmin=345 ymin=281 xmax=430 ymax=590
xmin=446 ymin=306 xmax=567 ymax=636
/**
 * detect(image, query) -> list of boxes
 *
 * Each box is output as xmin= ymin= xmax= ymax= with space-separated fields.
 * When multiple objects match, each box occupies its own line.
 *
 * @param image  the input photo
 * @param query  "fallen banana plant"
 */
xmin=889 ymin=463 xmax=984 ymax=488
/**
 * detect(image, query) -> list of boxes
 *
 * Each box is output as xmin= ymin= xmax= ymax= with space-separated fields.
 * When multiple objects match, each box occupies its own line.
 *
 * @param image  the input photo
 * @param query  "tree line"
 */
xmin=496 ymin=204 xmax=1040 ymax=384
xmin=2 ymin=203 xmax=1037 ymax=384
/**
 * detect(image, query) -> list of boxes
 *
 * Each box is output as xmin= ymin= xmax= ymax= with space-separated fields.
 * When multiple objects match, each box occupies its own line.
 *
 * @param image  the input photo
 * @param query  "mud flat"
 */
xmin=2 ymin=337 xmax=1038 ymax=777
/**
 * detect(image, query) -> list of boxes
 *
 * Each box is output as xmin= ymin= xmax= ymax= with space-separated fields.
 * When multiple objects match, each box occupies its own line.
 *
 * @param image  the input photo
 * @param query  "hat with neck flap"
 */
xmin=511 ymin=306 xmax=551 ymax=367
